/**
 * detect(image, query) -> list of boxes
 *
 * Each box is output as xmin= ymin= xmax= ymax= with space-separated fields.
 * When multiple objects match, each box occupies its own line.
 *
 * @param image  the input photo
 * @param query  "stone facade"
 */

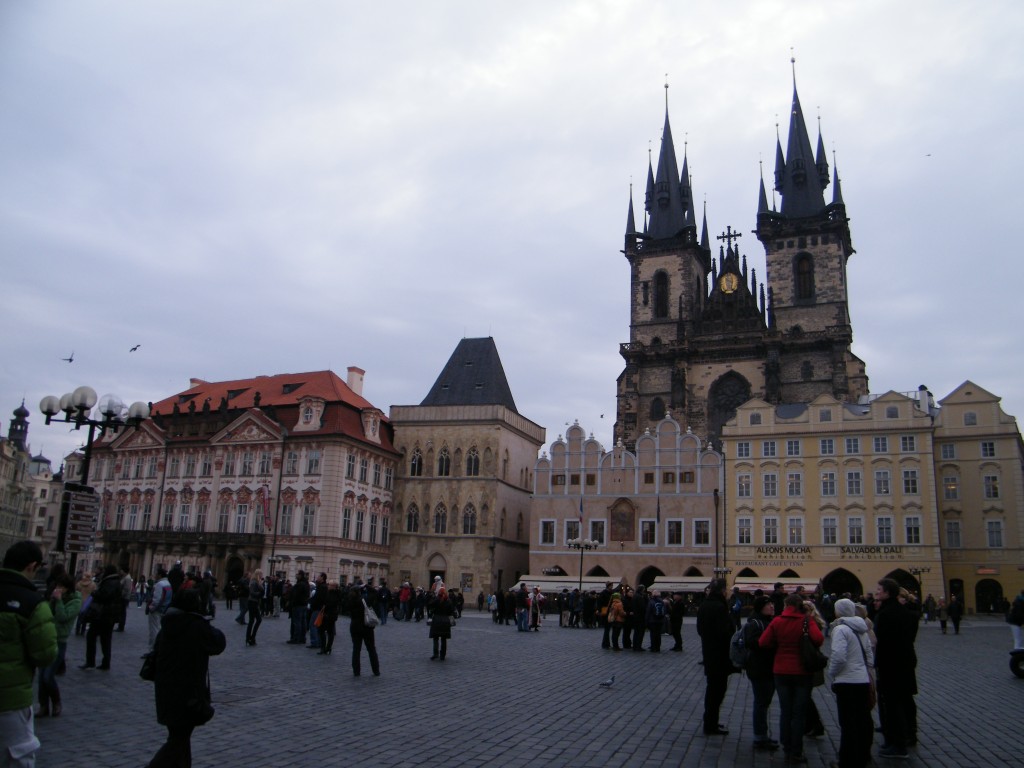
xmin=529 ymin=417 xmax=724 ymax=593
xmin=389 ymin=403 xmax=544 ymax=600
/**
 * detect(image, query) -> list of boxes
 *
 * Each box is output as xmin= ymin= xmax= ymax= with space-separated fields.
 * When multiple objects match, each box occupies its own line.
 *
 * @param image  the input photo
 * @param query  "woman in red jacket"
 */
xmin=758 ymin=594 xmax=824 ymax=764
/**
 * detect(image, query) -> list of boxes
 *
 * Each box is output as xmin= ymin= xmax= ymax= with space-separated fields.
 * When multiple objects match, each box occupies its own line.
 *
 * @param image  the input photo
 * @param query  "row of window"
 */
xmin=405 ymin=505 xmax=481 ymax=535
xmin=107 ymin=501 xmax=391 ymax=545
xmin=737 ymin=469 xmax=919 ymax=498
xmin=551 ymin=471 xmax=697 ymax=487
xmin=943 ymin=474 xmax=1002 ymax=500
xmin=94 ymin=450 xmax=394 ymax=490
xmin=408 ymin=447 xmax=481 ymax=478
xmin=534 ymin=516 xmax=1006 ymax=549
xmin=736 ymin=437 xmax=997 ymax=460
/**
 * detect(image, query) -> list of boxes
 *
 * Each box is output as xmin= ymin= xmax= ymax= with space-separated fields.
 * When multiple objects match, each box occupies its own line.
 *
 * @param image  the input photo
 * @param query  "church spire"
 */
xmin=757 ymin=161 xmax=770 ymax=215
xmin=700 ymin=200 xmax=710 ymax=250
xmin=815 ymin=117 xmax=830 ymax=189
xmin=625 ymin=185 xmax=637 ymax=236
xmin=831 ymin=156 xmax=845 ymax=206
xmin=679 ymin=146 xmax=697 ymax=231
xmin=778 ymin=58 xmax=828 ymax=217
xmin=647 ymin=99 xmax=688 ymax=239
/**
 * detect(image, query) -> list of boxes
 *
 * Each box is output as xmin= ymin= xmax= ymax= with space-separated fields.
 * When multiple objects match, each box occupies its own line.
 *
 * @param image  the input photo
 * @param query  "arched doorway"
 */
xmin=225 ymin=556 xmax=244 ymax=590
xmin=821 ymin=568 xmax=863 ymax=599
xmin=975 ymin=578 xmax=1004 ymax=614
xmin=586 ymin=565 xmax=610 ymax=578
xmin=684 ymin=566 xmax=705 ymax=577
xmin=736 ymin=567 xmax=758 ymax=578
xmin=884 ymin=568 xmax=918 ymax=596
xmin=427 ymin=553 xmax=447 ymax=586
xmin=637 ymin=565 xmax=664 ymax=590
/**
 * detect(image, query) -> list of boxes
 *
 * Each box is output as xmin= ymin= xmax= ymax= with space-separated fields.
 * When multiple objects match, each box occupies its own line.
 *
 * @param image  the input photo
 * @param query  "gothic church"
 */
xmin=615 ymin=75 xmax=869 ymax=448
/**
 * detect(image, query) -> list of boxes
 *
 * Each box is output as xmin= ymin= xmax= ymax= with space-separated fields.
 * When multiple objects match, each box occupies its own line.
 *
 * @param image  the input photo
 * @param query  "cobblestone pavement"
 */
xmin=34 ymin=605 xmax=1020 ymax=768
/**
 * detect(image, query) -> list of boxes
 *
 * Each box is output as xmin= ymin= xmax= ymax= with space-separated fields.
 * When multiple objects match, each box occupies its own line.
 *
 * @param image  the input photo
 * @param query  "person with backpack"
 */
xmin=645 ymin=591 xmax=668 ymax=652
xmin=730 ymin=587 xmax=744 ymax=631
xmin=742 ymin=596 xmax=779 ymax=751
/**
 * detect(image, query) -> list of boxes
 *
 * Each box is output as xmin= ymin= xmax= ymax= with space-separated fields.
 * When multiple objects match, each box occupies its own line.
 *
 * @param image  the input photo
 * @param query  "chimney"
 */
xmin=347 ymin=367 xmax=365 ymax=397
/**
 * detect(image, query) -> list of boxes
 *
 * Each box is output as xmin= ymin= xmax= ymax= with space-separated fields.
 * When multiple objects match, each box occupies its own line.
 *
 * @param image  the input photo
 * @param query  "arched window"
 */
xmin=466 ymin=448 xmax=480 ymax=477
xmin=653 ymin=270 xmax=669 ymax=318
xmin=795 ymin=254 xmax=814 ymax=300
xmin=462 ymin=504 xmax=477 ymax=535
xmin=650 ymin=397 xmax=666 ymax=421
xmin=437 ymin=448 xmax=451 ymax=477
xmin=409 ymin=449 xmax=423 ymax=477
xmin=406 ymin=504 xmax=419 ymax=533
xmin=433 ymin=504 xmax=447 ymax=534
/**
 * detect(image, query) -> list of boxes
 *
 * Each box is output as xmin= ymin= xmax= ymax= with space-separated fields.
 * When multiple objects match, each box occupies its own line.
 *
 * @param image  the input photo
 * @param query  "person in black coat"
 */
xmin=81 ymin=564 xmax=120 ymax=670
xmin=347 ymin=587 xmax=380 ymax=676
xmin=318 ymin=581 xmax=342 ymax=655
xmin=146 ymin=589 xmax=226 ymax=768
xmin=696 ymin=579 xmax=737 ymax=735
xmin=429 ymin=588 xmax=455 ymax=660
xmin=743 ymin=596 xmax=779 ymax=751
xmin=873 ymin=579 xmax=918 ymax=759
xmin=669 ymin=592 xmax=687 ymax=651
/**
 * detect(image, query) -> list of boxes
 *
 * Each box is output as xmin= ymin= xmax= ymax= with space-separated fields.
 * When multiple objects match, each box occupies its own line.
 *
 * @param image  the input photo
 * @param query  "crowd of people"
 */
xmin=6 ymin=541 xmax=1023 ymax=768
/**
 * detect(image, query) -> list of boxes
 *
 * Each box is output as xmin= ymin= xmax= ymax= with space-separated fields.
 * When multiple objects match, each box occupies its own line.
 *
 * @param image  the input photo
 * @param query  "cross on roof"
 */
xmin=716 ymin=226 xmax=742 ymax=251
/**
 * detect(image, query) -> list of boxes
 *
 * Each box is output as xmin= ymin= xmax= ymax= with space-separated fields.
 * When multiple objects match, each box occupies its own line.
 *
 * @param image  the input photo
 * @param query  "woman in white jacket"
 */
xmin=827 ymin=598 xmax=875 ymax=768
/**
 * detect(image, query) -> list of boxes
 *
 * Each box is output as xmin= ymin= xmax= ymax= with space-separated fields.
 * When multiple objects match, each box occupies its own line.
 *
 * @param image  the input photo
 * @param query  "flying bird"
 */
xmin=61 ymin=351 xmax=74 ymax=363
xmin=129 ymin=344 xmax=141 ymax=352
xmin=598 ymin=674 xmax=615 ymax=688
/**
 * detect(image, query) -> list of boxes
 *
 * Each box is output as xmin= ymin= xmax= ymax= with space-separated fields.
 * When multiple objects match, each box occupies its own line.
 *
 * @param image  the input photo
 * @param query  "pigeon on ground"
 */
xmin=598 ymin=675 xmax=615 ymax=688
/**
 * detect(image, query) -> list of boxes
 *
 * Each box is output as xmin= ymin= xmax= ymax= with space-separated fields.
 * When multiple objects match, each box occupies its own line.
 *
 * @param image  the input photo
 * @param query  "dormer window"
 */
xmin=302 ymin=406 xmax=314 ymax=424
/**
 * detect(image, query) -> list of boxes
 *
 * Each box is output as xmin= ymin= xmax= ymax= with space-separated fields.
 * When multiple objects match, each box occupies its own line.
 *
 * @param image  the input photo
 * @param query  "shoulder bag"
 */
xmin=799 ymin=616 xmax=828 ymax=672
xmin=362 ymin=599 xmax=380 ymax=628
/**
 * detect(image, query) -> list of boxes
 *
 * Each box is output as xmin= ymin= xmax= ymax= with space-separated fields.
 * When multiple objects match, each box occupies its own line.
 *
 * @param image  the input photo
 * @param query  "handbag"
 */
xmin=313 ymin=608 xmax=324 ymax=628
xmin=362 ymin=599 xmax=380 ymax=628
xmin=799 ymin=616 xmax=828 ymax=672
xmin=855 ymin=634 xmax=878 ymax=708
xmin=139 ymin=651 xmax=157 ymax=681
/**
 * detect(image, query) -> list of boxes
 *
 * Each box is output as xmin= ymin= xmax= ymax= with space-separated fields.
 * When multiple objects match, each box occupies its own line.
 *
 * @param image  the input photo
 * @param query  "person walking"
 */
xmin=827 ymin=598 xmax=874 ymax=768
xmin=245 ymin=570 xmax=264 ymax=646
xmin=74 ymin=570 xmax=96 ymax=637
xmin=1008 ymin=589 xmax=1024 ymax=650
xmin=743 ymin=596 xmax=778 ymax=752
xmin=759 ymin=594 xmax=824 ymax=764
xmin=81 ymin=564 xmax=120 ymax=670
xmin=287 ymin=571 xmax=311 ymax=645
xmin=38 ymin=572 xmax=80 ymax=718
xmin=147 ymin=567 xmax=173 ymax=654
xmin=430 ymin=587 xmax=456 ymax=661
xmin=348 ymin=586 xmax=380 ymax=676
xmin=115 ymin=567 xmax=133 ymax=632
xmin=528 ymin=586 xmax=545 ymax=631
xmin=318 ymin=581 xmax=342 ymax=655
xmin=0 ymin=540 xmax=58 ymax=766
xmin=145 ymin=588 xmax=226 ymax=768
xmin=936 ymin=598 xmax=948 ymax=634
xmin=697 ymin=579 xmax=737 ymax=736
xmin=607 ymin=591 xmax=627 ymax=650
xmin=947 ymin=595 xmax=964 ymax=635
xmin=669 ymin=592 xmax=686 ymax=651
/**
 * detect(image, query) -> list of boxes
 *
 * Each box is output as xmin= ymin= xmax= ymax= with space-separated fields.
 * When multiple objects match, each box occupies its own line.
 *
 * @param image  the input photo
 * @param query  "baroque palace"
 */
xmin=11 ymin=71 xmax=1022 ymax=613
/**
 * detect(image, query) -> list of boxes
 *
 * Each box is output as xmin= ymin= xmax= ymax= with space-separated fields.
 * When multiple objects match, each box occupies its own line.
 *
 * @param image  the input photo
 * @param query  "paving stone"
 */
xmin=33 ymin=607 xmax=1020 ymax=767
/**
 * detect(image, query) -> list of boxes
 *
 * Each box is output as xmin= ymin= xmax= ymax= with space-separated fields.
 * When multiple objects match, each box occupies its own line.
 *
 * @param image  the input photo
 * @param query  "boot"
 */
xmin=51 ymin=691 xmax=62 ymax=717
xmin=36 ymin=688 xmax=50 ymax=718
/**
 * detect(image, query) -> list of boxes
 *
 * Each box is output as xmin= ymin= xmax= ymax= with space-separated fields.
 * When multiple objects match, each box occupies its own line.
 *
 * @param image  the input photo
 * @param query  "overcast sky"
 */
xmin=2 ymin=1 xmax=1022 ymax=465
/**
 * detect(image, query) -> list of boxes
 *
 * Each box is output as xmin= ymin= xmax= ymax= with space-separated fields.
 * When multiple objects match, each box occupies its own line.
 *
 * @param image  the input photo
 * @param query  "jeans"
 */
xmin=517 ymin=608 xmax=529 ymax=631
xmin=40 ymin=641 xmax=67 ymax=703
xmin=291 ymin=607 xmax=308 ymax=642
xmin=235 ymin=601 xmax=249 ymax=624
xmin=350 ymin=625 xmax=379 ymax=675
xmin=308 ymin=613 xmax=320 ymax=647
xmin=774 ymin=674 xmax=812 ymax=756
xmin=246 ymin=601 xmax=262 ymax=643
xmin=749 ymin=675 xmax=776 ymax=741
xmin=377 ymin=603 xmax=388 ymax=625
xmin=85 ymin=616 xmax=114 ymax=667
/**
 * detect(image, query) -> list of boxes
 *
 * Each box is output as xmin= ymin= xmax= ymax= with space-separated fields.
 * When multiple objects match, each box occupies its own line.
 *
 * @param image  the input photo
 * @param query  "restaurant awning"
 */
xmin=513 ymin=575 xmax=624 ymax=593
xmin=732 ymin=576 xmax=820 ymax=594
xmin=650 ymin=576 xmax=716 ymax=593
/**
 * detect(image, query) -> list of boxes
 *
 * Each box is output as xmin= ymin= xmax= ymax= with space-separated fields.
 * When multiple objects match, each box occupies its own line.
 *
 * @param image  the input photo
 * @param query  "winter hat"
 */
xmin=834 ymin=598 xmax=857 ymax=618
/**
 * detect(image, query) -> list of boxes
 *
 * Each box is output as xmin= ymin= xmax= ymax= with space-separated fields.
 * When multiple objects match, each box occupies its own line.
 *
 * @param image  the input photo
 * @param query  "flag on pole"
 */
xmin=579 ymin=496 xmax=584 ymax=523
xmin=656 ymin=494 xmax=661 ymax=524
xmin=261 ymin=485 xmax=273 ymax=529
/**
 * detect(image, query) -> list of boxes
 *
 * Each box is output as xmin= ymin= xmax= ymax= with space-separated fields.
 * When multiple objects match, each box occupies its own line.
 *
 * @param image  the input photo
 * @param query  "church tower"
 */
xmin=615 ymin=71 xmax=867 ymax=450
xmin=754 ymin=66 xmax=868 ymax=405
xmin=616 ymin=102 xmax=712 ymax=448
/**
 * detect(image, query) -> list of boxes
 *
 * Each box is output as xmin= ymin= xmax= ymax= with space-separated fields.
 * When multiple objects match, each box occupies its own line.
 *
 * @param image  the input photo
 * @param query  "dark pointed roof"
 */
xmin=832 ymin=164 xmax=845 ymax=206
xmin=420 ymin=337 xmax=518 ymax=413
xmin=625 ymin=188 xmax=637 ymax=236
xmin=778 ymin=80 xmax=828 ymax=218
xmin=647 ymin=112 xmax=689 ymax=239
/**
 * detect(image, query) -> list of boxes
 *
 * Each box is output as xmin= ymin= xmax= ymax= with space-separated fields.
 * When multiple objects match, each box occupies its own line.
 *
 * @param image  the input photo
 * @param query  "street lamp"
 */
xmin=908 ymin=566 xmax=931 ymax=601
xmin=567 ymin=538 xmax=600 ymax=593
xmin=39 ymin=386 xmax=150 ymax=574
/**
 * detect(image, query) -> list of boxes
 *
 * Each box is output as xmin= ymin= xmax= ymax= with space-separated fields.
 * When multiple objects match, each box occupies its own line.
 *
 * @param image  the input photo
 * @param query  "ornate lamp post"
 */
xmin=567 ymin=538 xmax=600 ymax=593
xmin=39 ymin=386 xmax=149 ymax=574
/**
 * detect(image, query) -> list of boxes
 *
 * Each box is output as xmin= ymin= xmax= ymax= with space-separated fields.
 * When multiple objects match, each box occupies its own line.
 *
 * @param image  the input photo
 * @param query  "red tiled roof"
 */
xmin=150 ymin=370 xmax=375 ymax=415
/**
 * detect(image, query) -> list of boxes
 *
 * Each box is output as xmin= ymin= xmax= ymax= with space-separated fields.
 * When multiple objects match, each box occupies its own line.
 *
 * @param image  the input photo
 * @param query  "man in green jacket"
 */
xmin=0 ymin=540 xmax=58 ymax=766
